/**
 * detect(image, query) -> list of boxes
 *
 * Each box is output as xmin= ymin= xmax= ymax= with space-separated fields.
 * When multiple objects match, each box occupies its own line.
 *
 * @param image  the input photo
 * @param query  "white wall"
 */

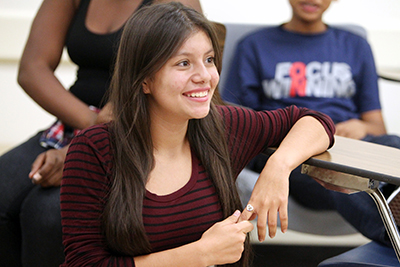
xmin=1 ymin=0 xmax=400 ymax=151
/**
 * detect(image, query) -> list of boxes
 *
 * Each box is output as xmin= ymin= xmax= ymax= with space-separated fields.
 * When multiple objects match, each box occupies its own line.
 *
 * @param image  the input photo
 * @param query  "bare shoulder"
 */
xmin=35 ymin=0 xmax=79 ymax=19
xmin=21 ymin=0 xmax=80 ymax=64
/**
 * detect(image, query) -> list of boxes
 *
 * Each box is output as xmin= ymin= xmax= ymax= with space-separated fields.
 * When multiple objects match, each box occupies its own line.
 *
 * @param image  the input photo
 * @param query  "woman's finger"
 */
xmin=29 ymin=152 xmax=46 ymax=179
xmin=266 ymin=208 xmax=278 ymax=239
xmin=256 ymin=211 xmax=267 ymax=242
xmin=279 ymin=204 xmax=289 ymax=234
xmin=239 ymin=203 xmax=256 ymax=222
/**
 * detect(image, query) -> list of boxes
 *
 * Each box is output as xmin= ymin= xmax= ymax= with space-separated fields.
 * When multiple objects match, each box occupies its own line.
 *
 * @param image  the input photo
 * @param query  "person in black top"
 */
xmin=0 ymin=0 xmax=202 ymax=266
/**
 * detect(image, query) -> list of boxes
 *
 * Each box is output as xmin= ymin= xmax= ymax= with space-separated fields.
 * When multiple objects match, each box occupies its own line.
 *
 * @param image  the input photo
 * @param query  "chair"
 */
xmin=318 ymin=241 xmax=400 ymax=267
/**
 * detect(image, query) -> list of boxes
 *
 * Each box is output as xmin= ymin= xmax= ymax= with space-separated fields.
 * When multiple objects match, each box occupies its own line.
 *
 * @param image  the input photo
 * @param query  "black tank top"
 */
xmin=65 ymin=0 xmax=152 ymax=107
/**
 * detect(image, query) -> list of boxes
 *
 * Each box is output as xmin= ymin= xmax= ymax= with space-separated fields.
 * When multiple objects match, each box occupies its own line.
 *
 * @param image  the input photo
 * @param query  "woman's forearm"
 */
xmin=271 ymin=115 xmax=331 ymax=171
xmin=18 ymin=62 xmax=98 ymax=129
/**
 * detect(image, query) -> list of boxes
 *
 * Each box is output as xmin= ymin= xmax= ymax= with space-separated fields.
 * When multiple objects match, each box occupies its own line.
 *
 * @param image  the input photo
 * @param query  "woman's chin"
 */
xmin=190 ymin=107 xmax=211 ymax=120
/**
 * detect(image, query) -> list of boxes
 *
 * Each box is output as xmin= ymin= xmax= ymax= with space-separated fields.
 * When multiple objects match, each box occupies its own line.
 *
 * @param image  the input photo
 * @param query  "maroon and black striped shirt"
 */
xmin=61 ymin=105 xmax=335 ymax=266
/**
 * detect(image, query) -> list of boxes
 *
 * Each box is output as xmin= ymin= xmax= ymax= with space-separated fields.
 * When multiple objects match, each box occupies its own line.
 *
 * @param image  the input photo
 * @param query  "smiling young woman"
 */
xmin=60 ymin=2 xmax=335 ymax=266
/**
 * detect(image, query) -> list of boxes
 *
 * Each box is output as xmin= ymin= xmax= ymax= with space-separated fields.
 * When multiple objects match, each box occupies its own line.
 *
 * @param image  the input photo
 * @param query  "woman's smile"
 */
xmin=183 ymin=89 xmax=210 ymax=101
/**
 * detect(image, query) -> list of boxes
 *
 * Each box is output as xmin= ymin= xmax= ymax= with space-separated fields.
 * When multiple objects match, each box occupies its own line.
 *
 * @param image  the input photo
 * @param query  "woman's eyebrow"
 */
xmin=174 ymin=48 xmax=215 ymax=57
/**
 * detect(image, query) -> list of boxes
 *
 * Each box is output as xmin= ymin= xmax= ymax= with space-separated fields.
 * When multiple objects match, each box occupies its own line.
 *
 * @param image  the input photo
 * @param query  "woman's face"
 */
xmin=143 ymin=30 xmax=219 ymax=123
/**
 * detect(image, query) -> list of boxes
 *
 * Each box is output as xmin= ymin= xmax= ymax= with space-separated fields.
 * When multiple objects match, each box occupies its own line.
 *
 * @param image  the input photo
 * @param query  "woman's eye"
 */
xmin=206 ymin=57 xmax=215 ymax=64
xmin=178 ymin=60 xmax=189 ymax=67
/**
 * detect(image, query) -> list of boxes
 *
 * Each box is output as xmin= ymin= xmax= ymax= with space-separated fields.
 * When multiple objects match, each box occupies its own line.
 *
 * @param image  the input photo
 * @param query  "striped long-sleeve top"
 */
xmin=61 ymin=105 xmax=335 ymax=266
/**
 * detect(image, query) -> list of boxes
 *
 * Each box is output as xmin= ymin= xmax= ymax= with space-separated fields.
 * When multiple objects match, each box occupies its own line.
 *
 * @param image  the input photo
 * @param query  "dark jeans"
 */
xmin=0 ymin=132 xmax=64 ymax=267
xmin=248 ymin=134 xmax=400 ymax=246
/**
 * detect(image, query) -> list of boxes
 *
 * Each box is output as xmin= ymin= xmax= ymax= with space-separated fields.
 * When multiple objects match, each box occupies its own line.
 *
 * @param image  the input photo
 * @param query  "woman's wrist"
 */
xmin=82 ymin=105 xmax=100 ymax=129
xmin=267 ymin=152 xmax=296 ymax=174
xmin=185 ymin=239 xmax=210 ymax=267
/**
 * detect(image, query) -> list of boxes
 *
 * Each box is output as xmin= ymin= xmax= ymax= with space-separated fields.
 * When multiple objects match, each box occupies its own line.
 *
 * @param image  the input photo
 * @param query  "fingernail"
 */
xmin=33 ymin=173 xmax=42 ymax=180
xmin=233 ymin=210 xmax=241 ymax=217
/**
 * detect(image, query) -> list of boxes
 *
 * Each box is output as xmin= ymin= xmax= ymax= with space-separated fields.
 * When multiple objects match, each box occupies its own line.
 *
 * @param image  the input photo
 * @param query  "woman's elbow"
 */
xmin=17 ymin=58 xmax=33 ymax=89
xmin=17 ymin=59 xmax=47 ymax=91
xmin=17 ymin=66 xmax=28 ymax=89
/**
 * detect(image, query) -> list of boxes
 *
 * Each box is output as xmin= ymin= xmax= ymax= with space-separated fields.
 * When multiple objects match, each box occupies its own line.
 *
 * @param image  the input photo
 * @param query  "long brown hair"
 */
xmin=104 ymin=2 xmax=250 ymax=266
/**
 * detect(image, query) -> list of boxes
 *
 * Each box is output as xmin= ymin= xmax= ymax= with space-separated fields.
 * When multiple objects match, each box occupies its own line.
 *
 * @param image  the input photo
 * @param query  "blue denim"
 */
xmin=0 ymin=132 xmax=64 ymax=267
xmin=363 ymin=134 xmax=400 ymax=148
xmin=247 ymin=134 xmax=400 ymax=247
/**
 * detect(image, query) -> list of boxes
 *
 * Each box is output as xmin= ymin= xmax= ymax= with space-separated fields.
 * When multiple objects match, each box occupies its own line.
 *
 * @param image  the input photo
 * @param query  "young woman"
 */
xmin=61 ymin=2 xmax=335 ymax=266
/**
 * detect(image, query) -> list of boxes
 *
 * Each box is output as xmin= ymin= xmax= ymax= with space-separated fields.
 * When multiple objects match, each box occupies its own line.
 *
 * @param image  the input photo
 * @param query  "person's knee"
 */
xmin=20 ymin=187 xmax=61 ymax=232
xmin=384 ymin=134 xmax=400 ymax=149
xmin=363 ymin=134 xmax=400 ymax=149
xmin=0 ymin=133 xmax=47 ymax=217
xmin=19 ymin=187 xmax=64 ymax=266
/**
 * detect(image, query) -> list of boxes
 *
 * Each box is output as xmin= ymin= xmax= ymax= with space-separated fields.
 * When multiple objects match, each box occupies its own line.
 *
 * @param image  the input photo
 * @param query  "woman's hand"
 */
xmin=239 ymin=158 xmax=290 ymax=242
xmin=29 ymin=145 xmax=69 ymax=187
xmin=198 ymin=210 xmax=253 ymax=266
xmin=134 ymin=211 xmax=252 ymax=267
xmin=238 ymin=116 xmax=332 ymax=242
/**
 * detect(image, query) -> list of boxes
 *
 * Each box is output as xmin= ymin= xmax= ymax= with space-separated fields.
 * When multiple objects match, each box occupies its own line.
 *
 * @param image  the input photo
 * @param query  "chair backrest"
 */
xmin=219 ymin=23 xmax=368 ymax=93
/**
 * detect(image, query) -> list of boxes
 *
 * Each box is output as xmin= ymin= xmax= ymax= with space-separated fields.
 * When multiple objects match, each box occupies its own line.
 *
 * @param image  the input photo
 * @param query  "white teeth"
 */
xmin=188 ymin=91 xmax=208 ymax=98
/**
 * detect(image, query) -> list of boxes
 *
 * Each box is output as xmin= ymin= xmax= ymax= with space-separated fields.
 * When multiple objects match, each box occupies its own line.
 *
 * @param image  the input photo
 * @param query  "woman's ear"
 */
xmin=142 ymin=80 xmax=151 ymax=94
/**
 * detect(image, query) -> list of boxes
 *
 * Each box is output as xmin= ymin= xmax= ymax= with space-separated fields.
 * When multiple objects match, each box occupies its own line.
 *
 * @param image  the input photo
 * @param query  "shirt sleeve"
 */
xmin=352 ymin=37 xmax=381 ymax=114
xmin=218 ymin=105 xmax=335 ymax=177
xmin=61 ymin=125 xmax=136 ymax=267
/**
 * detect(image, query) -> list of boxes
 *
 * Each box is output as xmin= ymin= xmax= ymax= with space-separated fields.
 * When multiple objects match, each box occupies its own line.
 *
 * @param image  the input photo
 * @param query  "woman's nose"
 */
xmin=192 ymin=63 xmax=212 ymax=84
